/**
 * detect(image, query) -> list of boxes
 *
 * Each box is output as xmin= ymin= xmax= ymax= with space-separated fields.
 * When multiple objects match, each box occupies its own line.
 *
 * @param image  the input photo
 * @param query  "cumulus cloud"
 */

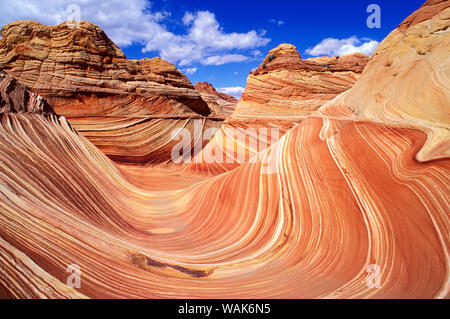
xmin=0 ymin=0 xmax=270 ymax=66
xmin=217 ymin=86 xmax=245 ymax=99
xmin=201 ymin=54 xmax=248 ymax=66
xmin=183 ymin=67 xmax=197 ymax=75
xmin=182 ymin=12 xmax=195 ymax=26
xmin=159 ymin=11 xmax=269 ymax=66
xmin=305 ymin=36 xmax=379 ymax=56
xmin=0 ymin=0 xmax=168 ymax=47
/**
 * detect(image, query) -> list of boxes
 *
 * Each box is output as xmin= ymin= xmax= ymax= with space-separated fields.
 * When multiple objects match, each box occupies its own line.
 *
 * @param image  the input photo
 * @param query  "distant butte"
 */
xmin=194 ymin=82 xmax=237 ymax=118
xmin=194 ymin=82 xmax=237 ymax=104
xmin=234 ymin=43 xmax=369 ymax=118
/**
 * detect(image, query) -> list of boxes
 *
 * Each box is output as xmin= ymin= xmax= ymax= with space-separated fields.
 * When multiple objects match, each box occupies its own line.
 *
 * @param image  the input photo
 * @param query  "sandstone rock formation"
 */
xmin=0 ymin=20 xmax=220 ymax=164
xmin=0 ymin=20 xmax=210 ymax=116
xmin=194 ymin=82 xmax=237 ymax=117
xmin=186 ymin=45 xmax=369 ymax=174
xmin=195 ymin=82 xmax=237 ymax=104
xmin=233 ymin=43 xmax=369 ymax=118
xmin=0 ymin=0 xmax=448 ymax=299
xmin=0 ymin=71 xmax=448 ymax=299
xmin=319 ymin=0 xmax=450 ymax=162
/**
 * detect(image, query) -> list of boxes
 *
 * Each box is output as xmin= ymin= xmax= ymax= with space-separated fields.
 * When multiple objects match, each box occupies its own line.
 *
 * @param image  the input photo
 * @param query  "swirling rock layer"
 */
xmin=0 ymin=0 xmax=449 ymax=299
xmin=0 ymin=110 xmax=448 ymax=298
xmin=188 ymin=46 xmax=369 ymax=173
xmin=319 ymin=0 xmax=450 ymax=161
xmin=0 ymin=20 xmax=218 ymax=164
xmin=0 ymin=21 xmax=209 ymax=116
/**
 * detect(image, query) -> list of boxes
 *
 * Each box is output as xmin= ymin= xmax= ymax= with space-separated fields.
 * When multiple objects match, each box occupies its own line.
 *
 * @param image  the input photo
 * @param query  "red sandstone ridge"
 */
xmin=397 ymin=0 xmax=450 ymax=31
xmin=195 ymin=82 xmax=237 ymax=104
xmin=0 ymin=20 xmax=220 ymax=164
xmin=194 ymin=82 xmax=237 ymax=117
xmin=233 ymin=43 xmax=369 ymax=118
xmin=188 ymin=44 xmax=369 ymax=174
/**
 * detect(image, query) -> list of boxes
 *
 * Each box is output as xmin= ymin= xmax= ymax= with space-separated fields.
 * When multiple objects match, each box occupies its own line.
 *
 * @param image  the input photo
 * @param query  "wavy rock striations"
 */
xmin=319 ymin=0 xmax=450 ymax=161
xmin=0 ymin=91 xmax=448 ymax=298
xmin=0 ymin=20 xmax=220 ymax=164
xmin=233 ymin=43 xmax=369 ymax=118
xmin=186 ymin=45 xmax=369 ymax=174
xmin=187 ymin=44 xmax=369 ymax=174
xmin=0 ymin=0 xmax=449 ymax=299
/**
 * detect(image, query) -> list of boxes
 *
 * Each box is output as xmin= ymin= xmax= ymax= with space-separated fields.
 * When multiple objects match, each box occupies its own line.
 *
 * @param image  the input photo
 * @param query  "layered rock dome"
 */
xmin=0 ymin=20 xmax=210 ymax=116
xmin=0 ymin=20 xmax=219 ymax=164
xmin=187 ymin=44 xmax=369 ymax=173
xmin=233 ymin=43 xmax=369 ymax=118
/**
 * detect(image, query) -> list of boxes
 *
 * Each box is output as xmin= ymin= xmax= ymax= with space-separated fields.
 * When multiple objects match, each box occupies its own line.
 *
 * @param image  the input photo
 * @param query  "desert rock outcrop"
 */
xmin=194 ymin=82 xmax=237 ymax=117
xmin=0 ymin=20 xmax=218 ymax=164
xmin=319 ymin=0 xmax=450 ymax=161
xmin=188 ymin=45 xmax=369 ymax=173
xmin=233 ymin=43 xmax=369 ymax=118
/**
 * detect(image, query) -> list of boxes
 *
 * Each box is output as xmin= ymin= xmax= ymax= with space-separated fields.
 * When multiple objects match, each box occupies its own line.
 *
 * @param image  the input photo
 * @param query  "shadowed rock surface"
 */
xmin=194 ymin=82 xmax=237 ymax=118
xmin=0 ymin=71 xmax=51 ymax=114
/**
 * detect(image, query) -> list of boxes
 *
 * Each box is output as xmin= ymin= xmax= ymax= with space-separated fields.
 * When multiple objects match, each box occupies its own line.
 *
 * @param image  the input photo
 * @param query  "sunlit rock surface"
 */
xmin=233 ymin=43 xmax=368 ymax=118
xmin=319 ymin=0 xmax=450 ymax=161
xmin=0 ymin=0 xmax=449 ymax=299
xmin=0 ymin=20 xmax=221 ymax=164
xmin=186 ymin=44 xmax=369 ymax=174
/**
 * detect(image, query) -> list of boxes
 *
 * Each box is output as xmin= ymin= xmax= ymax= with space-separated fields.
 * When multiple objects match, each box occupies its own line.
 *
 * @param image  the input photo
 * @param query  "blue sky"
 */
xmin=0 ymin=0 xmax=426 ymax=98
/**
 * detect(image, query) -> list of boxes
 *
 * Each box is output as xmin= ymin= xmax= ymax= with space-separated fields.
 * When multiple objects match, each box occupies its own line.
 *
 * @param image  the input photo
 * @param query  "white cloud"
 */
xmin=182 ymin=12 xmax=195 ymax=26
xmin=202 ymin=54 xmax=248 ymax=66
xmin=305 ymin=36 xmax=379 ymax=57
xmin=183 ymin=67 xmax=197 ymax=75
xmin=217 ymin=86 xmax=245 ymax=99
xmin=269 ymin=19 xmax=285 ymax=26
xmin=252 ymin=50 xmax=263 ymax=58
xmin=0 ymin=0 xmax=168 ymax=47
xmin=0 ymin=0 xmax=270 ymax=66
